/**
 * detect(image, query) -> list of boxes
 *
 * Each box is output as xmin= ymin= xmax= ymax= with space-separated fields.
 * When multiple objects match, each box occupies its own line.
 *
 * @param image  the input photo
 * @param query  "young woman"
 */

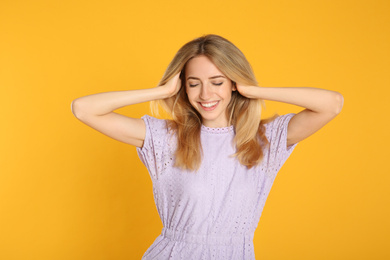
xmin=71 ymin=34 xmax=343 ymax=259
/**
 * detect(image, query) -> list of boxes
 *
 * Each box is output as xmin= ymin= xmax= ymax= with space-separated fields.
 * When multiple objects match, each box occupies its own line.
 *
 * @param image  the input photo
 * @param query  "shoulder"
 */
xmin=264 ymin=114 xmax=295 ymax=132
xmin=140 ymin=115 xmax=175 ymax=139
xmin=263 ymin=113 xmax=295 ymax=142
xmin=141 ymin=114 xmax=167 ymax=125
xmin=141 ymin=115 xmax=172 ymax=131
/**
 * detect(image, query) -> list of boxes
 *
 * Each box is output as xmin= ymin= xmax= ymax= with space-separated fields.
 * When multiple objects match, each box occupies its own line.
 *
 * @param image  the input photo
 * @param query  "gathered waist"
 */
xmin=160 ymin=227 xmax=254 ymax=246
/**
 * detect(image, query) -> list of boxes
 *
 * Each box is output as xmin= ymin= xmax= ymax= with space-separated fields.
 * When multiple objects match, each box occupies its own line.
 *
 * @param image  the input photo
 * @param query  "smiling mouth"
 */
xmin=199 ymin=101 xmax=219 ymax=110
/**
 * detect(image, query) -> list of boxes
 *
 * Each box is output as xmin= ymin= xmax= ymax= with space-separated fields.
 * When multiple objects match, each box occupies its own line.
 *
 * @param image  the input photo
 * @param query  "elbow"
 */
xmin=333 ymin=91 xmax=344 ymax=115
xmin=71 ymin=98 xmax=87 ymax=120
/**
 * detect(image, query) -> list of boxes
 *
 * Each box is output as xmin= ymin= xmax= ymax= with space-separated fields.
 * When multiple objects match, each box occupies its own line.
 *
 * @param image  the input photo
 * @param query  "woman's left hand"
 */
xmin=235 ymin=83 xmax=259 ymax=99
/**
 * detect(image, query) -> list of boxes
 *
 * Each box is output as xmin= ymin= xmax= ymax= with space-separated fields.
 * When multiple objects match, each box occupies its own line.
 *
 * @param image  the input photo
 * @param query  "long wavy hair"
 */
xmin=151 ymin=34 xmax=270 ymax=171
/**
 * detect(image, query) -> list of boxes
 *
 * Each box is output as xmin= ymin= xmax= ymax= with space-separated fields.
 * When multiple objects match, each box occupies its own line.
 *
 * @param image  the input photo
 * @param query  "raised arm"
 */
xmin=236 ymin=85 xmax=344 ymax=147
xmin=71 ymin=73 xmax=181 ymax=147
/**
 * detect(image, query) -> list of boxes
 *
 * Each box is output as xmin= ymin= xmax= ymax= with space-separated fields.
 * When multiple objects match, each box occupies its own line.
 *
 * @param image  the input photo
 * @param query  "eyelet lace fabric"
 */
xmin=201 ymin=124 xmax=234 ymax=134
xmin=136 ymin=114 xmax=297 ymax=259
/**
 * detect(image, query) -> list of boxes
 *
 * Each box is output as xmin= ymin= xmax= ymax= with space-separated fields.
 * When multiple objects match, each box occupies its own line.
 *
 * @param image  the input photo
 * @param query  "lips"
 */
xmin=199 ymin=101 xmax=219 ymax=111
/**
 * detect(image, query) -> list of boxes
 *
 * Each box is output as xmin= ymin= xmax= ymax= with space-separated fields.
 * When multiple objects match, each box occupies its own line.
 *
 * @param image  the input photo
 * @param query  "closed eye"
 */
xmin=189 ymin=84 xmax=199 ymax=87
xmin=212 ymin=82 xmax=223 ymax=86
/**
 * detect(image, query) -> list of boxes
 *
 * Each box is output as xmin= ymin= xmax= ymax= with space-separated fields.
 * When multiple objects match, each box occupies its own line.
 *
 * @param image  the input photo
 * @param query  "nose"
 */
xmin=199 ymin=85 xmax=211 ymax=100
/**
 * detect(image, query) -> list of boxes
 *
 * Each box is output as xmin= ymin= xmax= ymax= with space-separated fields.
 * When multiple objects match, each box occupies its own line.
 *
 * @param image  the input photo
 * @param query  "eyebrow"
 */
xmin=187 ymin=75 xmax=226 ymax=80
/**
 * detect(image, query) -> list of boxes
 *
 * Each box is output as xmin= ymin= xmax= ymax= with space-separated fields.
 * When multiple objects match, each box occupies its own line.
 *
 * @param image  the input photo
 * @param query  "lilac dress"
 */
xmin=137 ymin=114 xmax=297 ymax=259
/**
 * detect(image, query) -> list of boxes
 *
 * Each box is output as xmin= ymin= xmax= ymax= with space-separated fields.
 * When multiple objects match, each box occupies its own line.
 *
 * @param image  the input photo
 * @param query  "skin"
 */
xmin=235 ymin=82 xmax=344 ymax=146
xmin=185 ymin=55 xmax=236 ymax=128
xmin=71 ymin=55 xmax=343 ymax=148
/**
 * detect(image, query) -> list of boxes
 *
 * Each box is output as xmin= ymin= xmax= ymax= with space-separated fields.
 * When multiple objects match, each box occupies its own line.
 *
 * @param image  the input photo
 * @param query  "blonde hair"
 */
xmin=151 ymin=34 xmax=269 ymax=171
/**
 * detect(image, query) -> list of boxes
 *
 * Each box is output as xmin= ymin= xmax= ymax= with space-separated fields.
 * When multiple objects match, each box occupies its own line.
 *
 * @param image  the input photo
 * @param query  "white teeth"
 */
xmin=201 ymin=101 xmax=218 ymax=108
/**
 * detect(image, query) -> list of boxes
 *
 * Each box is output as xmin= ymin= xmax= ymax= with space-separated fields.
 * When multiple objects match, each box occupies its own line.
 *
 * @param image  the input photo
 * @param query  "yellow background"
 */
xmin=1 ymin=0 xmax=389 ymax=259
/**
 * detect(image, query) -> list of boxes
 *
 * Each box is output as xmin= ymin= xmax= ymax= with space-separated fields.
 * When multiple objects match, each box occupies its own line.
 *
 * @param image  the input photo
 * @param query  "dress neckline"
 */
xmin=201 ymin=124 xmax=234 ymax=134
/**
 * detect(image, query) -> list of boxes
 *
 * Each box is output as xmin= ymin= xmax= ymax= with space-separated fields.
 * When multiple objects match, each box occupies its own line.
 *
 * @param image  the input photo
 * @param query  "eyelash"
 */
xmin=189 ymin=82 xmax=223 ymax=87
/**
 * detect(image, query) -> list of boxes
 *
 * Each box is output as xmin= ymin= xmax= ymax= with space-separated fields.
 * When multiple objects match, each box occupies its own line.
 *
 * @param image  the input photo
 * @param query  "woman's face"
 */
xmin=185 ymin=55 xmax=236 ymax=128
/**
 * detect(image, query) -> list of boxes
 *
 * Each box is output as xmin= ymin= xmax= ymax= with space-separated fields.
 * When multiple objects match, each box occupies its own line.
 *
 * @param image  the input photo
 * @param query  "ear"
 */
xmin=232 ymin=81 xmax=237 ymax=91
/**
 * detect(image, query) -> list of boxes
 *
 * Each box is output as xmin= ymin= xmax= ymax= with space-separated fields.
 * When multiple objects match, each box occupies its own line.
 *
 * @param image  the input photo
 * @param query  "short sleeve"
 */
xmin=264 ymin=113 xmax=298 ymax=173
xmin=136 ymin=115 xmax=173 ymax=181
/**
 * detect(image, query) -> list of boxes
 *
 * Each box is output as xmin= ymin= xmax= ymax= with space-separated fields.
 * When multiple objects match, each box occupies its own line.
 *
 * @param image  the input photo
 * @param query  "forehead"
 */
xmin=185 ymin=55 xmax=225 ymax=78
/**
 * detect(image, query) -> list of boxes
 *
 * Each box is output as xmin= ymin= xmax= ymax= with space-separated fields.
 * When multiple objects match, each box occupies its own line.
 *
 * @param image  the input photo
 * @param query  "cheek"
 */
xmin=185 ymin=88 xmax=196 ymax=103
xmin=220 ymin=87 xmax=233 ymax=99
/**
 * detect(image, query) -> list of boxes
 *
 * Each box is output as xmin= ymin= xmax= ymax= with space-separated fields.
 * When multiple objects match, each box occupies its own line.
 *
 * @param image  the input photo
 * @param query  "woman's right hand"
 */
xmin=160 ymin=72 xmax=182 ymax=98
